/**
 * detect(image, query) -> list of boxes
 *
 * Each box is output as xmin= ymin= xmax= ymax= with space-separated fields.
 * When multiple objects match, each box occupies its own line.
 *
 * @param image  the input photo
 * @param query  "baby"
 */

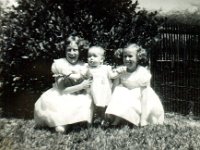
xmin=87 ymin=46 xmax=126 ymax=123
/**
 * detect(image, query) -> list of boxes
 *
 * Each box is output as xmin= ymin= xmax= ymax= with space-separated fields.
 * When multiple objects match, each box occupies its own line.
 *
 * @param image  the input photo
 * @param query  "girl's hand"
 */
xmin=69 ymin=73 xmax=82 ymax=80
xmin=81 ymin=79 xmax=92 ymax=89
xmin=115 ymin=66 xmax=127 ymax=74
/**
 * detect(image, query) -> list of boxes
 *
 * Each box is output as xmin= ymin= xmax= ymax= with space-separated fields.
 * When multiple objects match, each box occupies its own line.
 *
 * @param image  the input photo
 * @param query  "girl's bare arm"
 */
xmin=62 ymin=79 xmax=92 ymax=94
xmin=109 ymin=66 xmax=127 ymax=79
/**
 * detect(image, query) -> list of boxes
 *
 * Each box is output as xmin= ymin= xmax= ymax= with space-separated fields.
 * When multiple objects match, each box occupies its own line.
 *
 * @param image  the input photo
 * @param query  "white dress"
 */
xmin=88 ymin=65 xmax=113 ymax=107
xmin=106 ymin=66 xmax=164 ymax=126
xmin=34 ymin=58 xmax=93 ymax=127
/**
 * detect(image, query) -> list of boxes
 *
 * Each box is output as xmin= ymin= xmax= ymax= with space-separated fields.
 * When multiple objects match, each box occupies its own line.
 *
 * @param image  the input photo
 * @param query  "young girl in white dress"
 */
xmin=87 ymin=46 xmax=126 ymax=123
xmin=106 ymin=44 xmax=164 ymax=126
xmin=34 ymin=36 xmax=93 ymax=133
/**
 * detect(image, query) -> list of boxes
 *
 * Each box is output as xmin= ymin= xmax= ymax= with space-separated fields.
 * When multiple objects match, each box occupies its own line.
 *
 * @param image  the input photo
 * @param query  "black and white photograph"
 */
xmin=0 ymin=0 xmax=200 ymax=149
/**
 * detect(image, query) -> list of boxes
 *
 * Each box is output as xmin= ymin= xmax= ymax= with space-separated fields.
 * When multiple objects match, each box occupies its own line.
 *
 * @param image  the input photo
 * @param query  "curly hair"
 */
xmin=64 ymin=35 xmax=90 ymax=62
xmin=114 ymin=43 xmax=149 ymax=66
xmin=65 ymin=35 xmax=90 ymax=51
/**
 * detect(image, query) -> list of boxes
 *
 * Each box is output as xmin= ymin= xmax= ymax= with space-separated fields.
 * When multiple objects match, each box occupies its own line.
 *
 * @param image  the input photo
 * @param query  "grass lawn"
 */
xmin=1 ymin=113 xmax=200 ymax=150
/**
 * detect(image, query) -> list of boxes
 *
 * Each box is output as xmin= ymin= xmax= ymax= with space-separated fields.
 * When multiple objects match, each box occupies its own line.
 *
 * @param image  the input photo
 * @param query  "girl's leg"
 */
xmin=112 ymin=116 xmax=122 ymax=126
xmin=105 ymin=114 xmax=122 ymax=126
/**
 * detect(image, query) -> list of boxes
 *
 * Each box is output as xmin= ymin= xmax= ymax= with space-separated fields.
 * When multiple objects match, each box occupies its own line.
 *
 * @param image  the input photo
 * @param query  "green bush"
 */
xmin=0 ymin=0 xmax=163 ymax=96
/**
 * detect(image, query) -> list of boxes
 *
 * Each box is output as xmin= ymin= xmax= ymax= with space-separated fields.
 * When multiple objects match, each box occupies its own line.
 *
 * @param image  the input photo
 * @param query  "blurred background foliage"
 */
xmin=164 ymin=10 xmax=200 ymax=25
xmin=0 ymin=0 xmax=163 ymax=101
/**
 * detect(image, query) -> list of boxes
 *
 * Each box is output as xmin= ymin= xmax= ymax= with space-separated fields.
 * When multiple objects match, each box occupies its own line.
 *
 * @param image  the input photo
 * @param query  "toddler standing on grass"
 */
xmin=106 ymin=43 xmax=164 ymax=126
xmin=86 ymin=46 xmax=126 ymax=124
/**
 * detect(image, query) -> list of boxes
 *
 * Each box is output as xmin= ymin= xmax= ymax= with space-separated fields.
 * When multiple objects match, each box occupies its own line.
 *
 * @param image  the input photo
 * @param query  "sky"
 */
xmin=1 ymin=0 xmax=200 ymax=13
xmin=137 ymin=0 xmax=200 ymax=13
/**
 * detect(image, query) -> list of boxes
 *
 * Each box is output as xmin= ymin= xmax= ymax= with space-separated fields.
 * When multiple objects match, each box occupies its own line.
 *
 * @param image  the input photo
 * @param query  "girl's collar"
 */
xmin=88 ymin=65 xmax=102 ymax=69
xmin=127 ymin=65 xmax=138 ymax=73
xmin=66 ymin=59 xmax=82 ymax=66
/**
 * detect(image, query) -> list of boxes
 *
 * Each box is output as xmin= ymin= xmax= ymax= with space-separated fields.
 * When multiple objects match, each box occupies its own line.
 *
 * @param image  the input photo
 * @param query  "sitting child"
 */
xmin=34 ymin=36 xmax=93 ymax=133
xmin=106 ymin=44 xmax=164 ymax=126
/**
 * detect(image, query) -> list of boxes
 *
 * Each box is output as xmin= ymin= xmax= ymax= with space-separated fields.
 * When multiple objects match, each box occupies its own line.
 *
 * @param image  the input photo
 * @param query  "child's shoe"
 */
xmin=55 ymin=125 xmax=65 ymax=133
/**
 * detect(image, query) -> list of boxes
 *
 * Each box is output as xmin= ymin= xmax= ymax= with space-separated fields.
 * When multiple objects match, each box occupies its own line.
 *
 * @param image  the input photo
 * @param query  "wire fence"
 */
xmin=151 ymin=23 xmax=200 ymax=116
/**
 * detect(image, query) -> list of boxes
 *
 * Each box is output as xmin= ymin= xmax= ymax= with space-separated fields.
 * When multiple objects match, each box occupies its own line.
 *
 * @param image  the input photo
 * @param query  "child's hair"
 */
xmin=115 ymin=43 xmax=149 ymax=66
xmin=65 ymin=35 xmax=90 ymax=62
xmin=88 ymin=46 xmax=105 ymax=57
xmin=65 ymin=35 xmax=90 ymax=51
